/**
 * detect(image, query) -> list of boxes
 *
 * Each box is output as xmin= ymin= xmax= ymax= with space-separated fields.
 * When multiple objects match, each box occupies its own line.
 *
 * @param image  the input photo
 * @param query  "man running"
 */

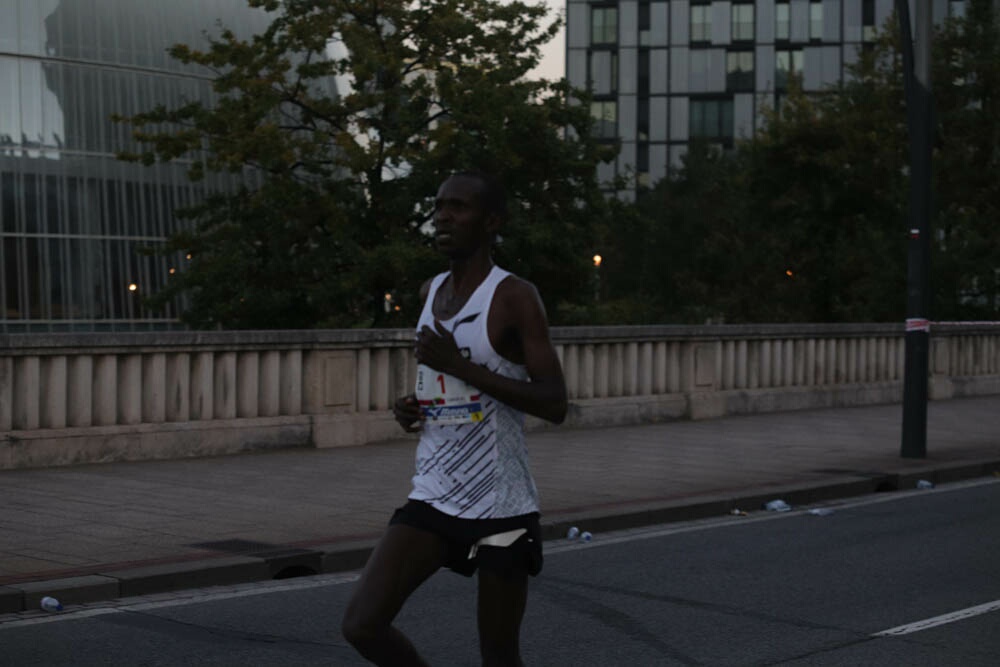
xmin=341 ymin=172 xmax=568 ymax=666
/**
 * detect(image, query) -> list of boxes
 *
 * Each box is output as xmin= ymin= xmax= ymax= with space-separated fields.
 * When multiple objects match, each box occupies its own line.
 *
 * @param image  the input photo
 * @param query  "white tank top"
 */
xmin=409 ymin=266 xmax=539 ymax=519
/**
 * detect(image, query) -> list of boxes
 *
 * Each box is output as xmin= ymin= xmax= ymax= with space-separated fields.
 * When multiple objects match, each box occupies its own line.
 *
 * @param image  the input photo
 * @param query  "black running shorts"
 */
xmin=389 ymin=500 xmax=543 ymax=578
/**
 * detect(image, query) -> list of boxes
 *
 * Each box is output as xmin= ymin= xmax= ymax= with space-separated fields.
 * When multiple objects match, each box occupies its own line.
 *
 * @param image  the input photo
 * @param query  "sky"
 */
xmin=526 ymin=0 xmax=567 ymax=81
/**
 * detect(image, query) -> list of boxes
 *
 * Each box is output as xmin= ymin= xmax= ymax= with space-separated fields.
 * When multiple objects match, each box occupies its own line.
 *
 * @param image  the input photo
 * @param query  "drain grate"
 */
xmin=188 ymin=539 xmax=281 ymax=554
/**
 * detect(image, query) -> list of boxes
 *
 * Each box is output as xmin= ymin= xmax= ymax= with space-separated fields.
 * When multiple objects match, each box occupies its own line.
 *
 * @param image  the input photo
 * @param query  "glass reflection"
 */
xmin=1 ymin=0 xmax=275 ymax=331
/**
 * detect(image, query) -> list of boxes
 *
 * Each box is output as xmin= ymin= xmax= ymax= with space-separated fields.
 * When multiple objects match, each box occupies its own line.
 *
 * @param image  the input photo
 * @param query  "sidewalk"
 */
xmin=2 ymin=396 xmax=999 ymax=614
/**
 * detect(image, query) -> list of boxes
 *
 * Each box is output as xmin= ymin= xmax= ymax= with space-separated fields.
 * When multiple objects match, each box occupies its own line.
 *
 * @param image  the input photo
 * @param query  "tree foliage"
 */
xmin=118 ymin=0 xmax=616 ymax=328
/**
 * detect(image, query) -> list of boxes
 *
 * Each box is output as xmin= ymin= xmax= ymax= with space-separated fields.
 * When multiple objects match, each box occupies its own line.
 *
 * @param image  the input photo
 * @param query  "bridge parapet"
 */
xmin=1 ymin=323 xmax=998 ymax=469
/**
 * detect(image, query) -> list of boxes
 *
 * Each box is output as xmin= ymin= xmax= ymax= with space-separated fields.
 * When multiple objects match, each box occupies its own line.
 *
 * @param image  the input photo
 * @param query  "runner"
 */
xmin=341 ymin=171 xmax=568 ymax=666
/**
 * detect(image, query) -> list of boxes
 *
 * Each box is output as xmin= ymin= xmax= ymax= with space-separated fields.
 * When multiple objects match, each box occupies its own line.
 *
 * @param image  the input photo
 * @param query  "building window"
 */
xmin=775 ymin=1 xmax=790 ymax=41
xmin=810 ymin=1 xmax=823 ymax=41
xmin=592 ymin=6 xmax=618 ymax=45
xmin=638 ymin=2 xmax=651 ymax=46
xmin=690 ymin=98 xmax=734 ymax=142
xmin=590 ymin=100 xmax=618 ymax=138
xmin=589 ymin=50 xmax=618 ymax=95
xmin=731 ymin=3 xmax=755 ymax=42
xmin=636 ymin=143 xmax=651 ymax=188
xmin=727 ymin=51 xmax=755 ymax=92
xmin=862 ymin=0 xmax=876 ymax=42
xmin=776 ymin=49 xmax=804 ymax=89
xmin=691 ymin=3 xmax=711 ymax=43
xmin=637 ymin=98 xmax=650 ymax=140
xmin=637 ymin=49 xmax=650 ymax=96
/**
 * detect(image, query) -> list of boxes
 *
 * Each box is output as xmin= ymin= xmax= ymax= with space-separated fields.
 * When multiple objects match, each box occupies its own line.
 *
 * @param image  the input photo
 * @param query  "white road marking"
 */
xmin=873 ymin=599 xmax=1000 ymax=637
xmin=0 ymin=572 xmax=360 ymax=630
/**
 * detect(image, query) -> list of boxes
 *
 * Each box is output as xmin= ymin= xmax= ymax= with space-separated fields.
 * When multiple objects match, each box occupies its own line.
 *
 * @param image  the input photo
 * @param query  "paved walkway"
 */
xmin=2 ymin=396 xmax=999 ymax=613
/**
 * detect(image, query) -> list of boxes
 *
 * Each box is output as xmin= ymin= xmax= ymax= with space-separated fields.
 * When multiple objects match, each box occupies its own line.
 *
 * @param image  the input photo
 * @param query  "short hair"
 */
xmin=451 ymin=171 xmax=507 ymax=219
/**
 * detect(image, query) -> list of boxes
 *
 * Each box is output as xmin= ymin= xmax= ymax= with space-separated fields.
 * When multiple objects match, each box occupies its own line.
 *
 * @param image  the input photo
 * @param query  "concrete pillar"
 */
xmin=735 ymin=340 xmax=748 ymax=389
xmin=41 ymin=356 xmax=67 ymax=429
xmin=237 ymin=352 xmax=259 ymax=418
xmin=834 ymin=339 xmax=845 ymax=384
xmin=214 ymin=352 xmax=237 ymax=419
xmin=165 ymin=353 xmax=191 ymax=422
xmin=13 ymin=356 xmax=39 ymax=430
xmin=190 ymin=352 xmax=214 ymax=421
xmin=258 ymin=350 xmax=281 ymax=417
xmin=624 ymin=342 xmax=639 ymax=396
xmin=279 ymin=350 xmax=302 ymax=416
xmin=0 ymin=357 xmax=12 ymax=430
xmin=563 ymin=344 xmax=579 ymax=399
xmin=596 ymin=344 xmax=610 ymax=398
xmin=885 ymin=338 xmax=900 ymax=381
xmin=793 ymin=340 xmax=805 ymax=386
xmin=653 ymin=342 xmax=668 ymax=394
xmin=67 ymin=356 xmax=93 ymax=427
xmin=93 ymin=355 xmax=117 ymax=426
xmin=825 ymin=338 xmax=835 ymax=384
xmin=667 ymin=342 xmax=680 ymax=393
xmin=390 ymin=347 xmax=410 ymax=408
xmin=120 ymin=354 xmax=143 ymax=424
xmin=847 ymin=339 xmax=858 ymax=383
xmin=783 ymin=340 xmax=794 ymax=386
xmin=722 ymin=341 xmax=735 ymax=390
xmin=772 ymin=340 xmax=795 ymax=387
xmin=876 ymin=338 xmax=888 ymax=382
xmin=747 ymin=340 xmax=759 ymax=389
xmin=682 ymin=342 xmax=717 ymax=391
xmin=638 ymin=342 xmax=653 ymax=395
xmin=760 ymin=341 xmax=772 ymax=388
xmin=142 ymin=353 xmax=166 ymax=423
xmin=372 ymin=348 xmax=390 ymax=411
xmin=356 ymin=348 xmax=371 ymax=411
xmin=580 ymin=345 xmax=595 ymax=399
xmin=805 ymin=339 xmax=816 ymax=387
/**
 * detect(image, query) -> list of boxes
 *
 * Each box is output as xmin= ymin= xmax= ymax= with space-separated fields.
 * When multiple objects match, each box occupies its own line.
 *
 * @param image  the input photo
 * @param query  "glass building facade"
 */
xmin=567 ymin=0 xmax=966 ymax=197
xmin=0 ymin=0 xmax=273 ymax=332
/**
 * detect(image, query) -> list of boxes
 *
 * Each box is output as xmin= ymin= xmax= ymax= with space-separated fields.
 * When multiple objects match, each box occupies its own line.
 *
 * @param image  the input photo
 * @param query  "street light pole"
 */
xmin=896 ymin=0 xmax=933 ymax=458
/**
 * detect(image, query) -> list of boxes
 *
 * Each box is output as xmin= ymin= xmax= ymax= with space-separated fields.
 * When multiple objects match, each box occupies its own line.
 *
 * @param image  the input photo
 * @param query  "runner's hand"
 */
xmin=415 ymin=321 xmax=467 ymax=377
xmin=393 ymin=393 xmax=423 ymax=433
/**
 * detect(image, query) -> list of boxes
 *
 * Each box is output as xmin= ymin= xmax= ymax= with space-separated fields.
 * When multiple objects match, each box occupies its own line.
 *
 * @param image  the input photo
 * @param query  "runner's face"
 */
xmin=432 ymin=176 xmax=497 ymax=259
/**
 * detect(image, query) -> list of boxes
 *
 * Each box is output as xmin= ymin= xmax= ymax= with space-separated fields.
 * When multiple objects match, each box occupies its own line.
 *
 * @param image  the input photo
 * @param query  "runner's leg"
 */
xmin=342 ymin=523 xmax=448 ymax=666
xmin=477 ymin=566 xmax=528 ymax=667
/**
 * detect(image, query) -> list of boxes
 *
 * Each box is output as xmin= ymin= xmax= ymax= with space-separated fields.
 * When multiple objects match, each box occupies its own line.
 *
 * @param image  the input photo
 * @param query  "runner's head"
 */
xmin=433 ymin=172 xmax=506 ymax=259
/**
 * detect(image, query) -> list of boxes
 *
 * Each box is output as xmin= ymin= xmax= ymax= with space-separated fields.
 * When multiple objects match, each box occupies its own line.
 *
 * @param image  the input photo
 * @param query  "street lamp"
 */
xmin=592 ymin=255 xmax=602 ymax=303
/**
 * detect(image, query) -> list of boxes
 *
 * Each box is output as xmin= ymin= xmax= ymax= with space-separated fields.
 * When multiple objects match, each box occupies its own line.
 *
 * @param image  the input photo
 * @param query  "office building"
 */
xmin=566 ymin=0 xmax=967 ymax=195
xmin=1 ymin=0 xmax=273 ymax=332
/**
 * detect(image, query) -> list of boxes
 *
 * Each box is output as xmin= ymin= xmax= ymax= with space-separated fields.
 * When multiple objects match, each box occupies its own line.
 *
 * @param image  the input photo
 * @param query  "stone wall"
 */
xmin=2 ymin=323 xmax=998 ymax=469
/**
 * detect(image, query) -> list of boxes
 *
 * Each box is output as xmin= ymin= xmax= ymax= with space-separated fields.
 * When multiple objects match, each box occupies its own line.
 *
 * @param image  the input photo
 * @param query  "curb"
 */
xmin=4 ymin=459 xmax=998 ymax=615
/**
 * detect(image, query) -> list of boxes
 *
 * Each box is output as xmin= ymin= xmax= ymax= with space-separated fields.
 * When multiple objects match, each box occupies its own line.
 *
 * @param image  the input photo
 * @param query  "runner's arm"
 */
xmin=416 ymin=280 xmax=567 ymax=424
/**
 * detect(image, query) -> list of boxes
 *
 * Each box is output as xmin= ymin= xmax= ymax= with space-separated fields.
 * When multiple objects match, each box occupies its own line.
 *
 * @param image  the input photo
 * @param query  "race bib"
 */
xmin=415 ymin=364 xmax=484 ymax=424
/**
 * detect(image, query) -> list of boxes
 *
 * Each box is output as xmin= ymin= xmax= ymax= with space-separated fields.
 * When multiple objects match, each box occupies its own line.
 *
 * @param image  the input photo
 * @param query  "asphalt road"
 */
xmin=3 ymin=479 xmax=999 ymax=666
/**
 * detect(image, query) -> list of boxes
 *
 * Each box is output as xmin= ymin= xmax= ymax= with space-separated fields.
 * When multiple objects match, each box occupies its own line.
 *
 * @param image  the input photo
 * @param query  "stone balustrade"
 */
xmin=1 ymin=323 xmax=998 ymax=469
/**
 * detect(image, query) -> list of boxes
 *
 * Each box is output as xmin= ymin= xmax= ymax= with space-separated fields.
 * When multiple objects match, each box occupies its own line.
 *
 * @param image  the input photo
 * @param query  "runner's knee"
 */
xmin=480 ymin=643 xmax=524 ymax=667
xmin=341 ymin=603 xmax=386 ymax=649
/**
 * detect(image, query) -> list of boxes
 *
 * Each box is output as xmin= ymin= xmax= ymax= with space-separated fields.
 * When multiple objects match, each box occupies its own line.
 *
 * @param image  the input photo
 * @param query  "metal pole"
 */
xmin=897 ymin=0 xmax=933 ymax=459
